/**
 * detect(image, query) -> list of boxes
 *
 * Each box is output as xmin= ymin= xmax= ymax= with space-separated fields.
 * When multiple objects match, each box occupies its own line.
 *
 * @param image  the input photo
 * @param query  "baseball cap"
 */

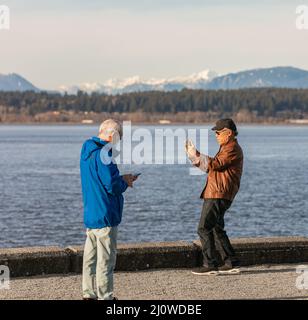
xmin=211 ymin=118 xmax=238 ymax=134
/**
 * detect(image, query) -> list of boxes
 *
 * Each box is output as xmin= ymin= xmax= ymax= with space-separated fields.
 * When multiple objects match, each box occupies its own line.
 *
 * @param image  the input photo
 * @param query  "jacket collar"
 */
xmin=92 ymin=136 xmax=109 ymax=146
xmin=219 ymin=138 xmax=238 ymax=151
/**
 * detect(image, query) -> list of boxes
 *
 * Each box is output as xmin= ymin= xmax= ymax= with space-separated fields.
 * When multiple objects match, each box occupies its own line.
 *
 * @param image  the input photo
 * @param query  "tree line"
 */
xmin=0 ymin=88 xmax=308 ymax=118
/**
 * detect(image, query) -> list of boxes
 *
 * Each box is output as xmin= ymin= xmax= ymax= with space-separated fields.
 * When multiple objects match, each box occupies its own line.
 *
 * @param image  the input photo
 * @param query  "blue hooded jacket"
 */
xmin=80 ymin=137 xmax=128 ymax=229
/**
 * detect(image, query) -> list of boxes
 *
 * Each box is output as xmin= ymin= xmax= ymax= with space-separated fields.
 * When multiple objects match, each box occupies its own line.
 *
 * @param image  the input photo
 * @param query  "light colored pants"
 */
xmin=82 ymin=227 xmax=117 ymax=300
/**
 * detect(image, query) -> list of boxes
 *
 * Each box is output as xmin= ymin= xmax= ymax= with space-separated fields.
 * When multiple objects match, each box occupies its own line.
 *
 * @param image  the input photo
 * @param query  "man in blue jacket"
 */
xmin=80 ymin=119 xmax=137 ymax=300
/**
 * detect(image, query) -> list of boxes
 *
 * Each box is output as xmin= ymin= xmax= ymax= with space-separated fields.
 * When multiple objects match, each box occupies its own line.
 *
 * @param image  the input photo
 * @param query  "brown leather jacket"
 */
xmin=200 ymin=139 xmax=243 ymax=201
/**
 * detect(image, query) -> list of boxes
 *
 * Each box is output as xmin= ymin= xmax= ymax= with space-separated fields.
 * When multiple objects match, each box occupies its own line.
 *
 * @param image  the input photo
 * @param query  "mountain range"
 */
xmin=0 ymin=73 xmax=39 ymax=92
xmin=1 ymin=66 xmax=308 ymax=94
xmin=58 ymin=69 xmax=219 ymax=95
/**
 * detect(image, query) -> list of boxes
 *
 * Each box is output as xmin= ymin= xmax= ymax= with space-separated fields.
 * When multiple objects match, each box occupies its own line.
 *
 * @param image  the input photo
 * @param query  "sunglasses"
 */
xmin=215 ymin=129 xmax=228 ymax=136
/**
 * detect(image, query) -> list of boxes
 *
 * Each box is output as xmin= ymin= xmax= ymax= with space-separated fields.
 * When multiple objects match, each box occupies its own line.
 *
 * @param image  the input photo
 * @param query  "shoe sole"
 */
xmin=191 ymin=270 xmax=218 ymax=276
xmin=218 ymin=268 xmax=241 ymax=274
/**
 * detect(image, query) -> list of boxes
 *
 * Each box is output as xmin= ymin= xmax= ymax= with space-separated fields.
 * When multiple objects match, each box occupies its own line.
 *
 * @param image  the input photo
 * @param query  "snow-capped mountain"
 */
xmin=206 ymin=66 xmax=308 ymax=90
xmin=2 ymin=67 xmax=308 ymax=94
xmin=0 ymin=73 xmax=40 ymax=92
xmin=58 ymin=67 xmax=308 ymax=94
xmin=58 ymin=69 xmax=218 ymax=94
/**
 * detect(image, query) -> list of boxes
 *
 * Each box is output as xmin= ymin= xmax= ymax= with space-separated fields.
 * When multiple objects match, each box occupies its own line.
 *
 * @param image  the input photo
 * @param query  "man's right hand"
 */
xmin=122 ymin=174 xmax=138 ymax=187
xmin=185 ymin=139 xmax=197 ymax=158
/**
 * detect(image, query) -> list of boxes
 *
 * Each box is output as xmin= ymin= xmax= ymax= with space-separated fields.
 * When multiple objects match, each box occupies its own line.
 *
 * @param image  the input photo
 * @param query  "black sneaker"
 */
xmin=191 ymin=266 xmax=218 ymax=276
xmin=218 ymin=258 xmax=240 ymax=267
xmin=231 ymin=258 xmax=241 ymax=267
xmin=218 ymin=263 xmax=240 ymax=274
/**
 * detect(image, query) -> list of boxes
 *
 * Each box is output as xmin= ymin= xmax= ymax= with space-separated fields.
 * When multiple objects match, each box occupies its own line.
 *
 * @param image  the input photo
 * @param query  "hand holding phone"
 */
xmin=133 ymin=173 xmax=141 ymax=180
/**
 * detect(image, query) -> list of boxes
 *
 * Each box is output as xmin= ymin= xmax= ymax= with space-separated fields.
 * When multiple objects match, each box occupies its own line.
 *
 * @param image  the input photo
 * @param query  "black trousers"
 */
xmin=198 ymin=199 xmax=236 ymax=267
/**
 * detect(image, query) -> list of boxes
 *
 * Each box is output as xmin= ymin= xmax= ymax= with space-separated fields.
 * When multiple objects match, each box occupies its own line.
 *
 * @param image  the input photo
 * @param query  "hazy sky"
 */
xmin=1 ymin=0 xmax=307 ymax=89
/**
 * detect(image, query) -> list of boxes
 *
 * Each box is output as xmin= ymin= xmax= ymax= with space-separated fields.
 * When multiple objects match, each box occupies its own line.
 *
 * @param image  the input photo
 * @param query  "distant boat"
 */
xmin=159 ymin=120 xmax=171 ymax=124
xmin=81 ymin=119 xmax=94 ymax=124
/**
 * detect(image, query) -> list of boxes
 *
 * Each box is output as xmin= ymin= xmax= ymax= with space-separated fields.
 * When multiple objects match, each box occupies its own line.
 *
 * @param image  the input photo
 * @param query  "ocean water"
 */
xmin=0 ymin=124 xmax=307 ymax=248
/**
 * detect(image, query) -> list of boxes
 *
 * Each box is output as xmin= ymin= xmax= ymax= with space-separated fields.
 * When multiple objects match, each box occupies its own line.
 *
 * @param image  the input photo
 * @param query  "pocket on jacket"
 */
xmin=215 ymin=172 xmax=224 ymax=193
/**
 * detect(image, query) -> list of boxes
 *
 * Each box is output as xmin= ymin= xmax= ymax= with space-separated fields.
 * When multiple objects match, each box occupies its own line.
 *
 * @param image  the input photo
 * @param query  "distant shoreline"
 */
xmin=0 ymin=121 xmax=308 ymax=127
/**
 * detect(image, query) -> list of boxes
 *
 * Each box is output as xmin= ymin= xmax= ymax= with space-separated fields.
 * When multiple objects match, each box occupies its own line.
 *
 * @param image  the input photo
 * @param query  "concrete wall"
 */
xmin=1 ymin=237 xmax=308 ymax=278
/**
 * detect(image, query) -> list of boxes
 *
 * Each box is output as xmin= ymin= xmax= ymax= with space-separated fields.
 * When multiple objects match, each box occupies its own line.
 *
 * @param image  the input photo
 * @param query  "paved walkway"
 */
xmin=1 ymin=264 xmax=307 ymax=300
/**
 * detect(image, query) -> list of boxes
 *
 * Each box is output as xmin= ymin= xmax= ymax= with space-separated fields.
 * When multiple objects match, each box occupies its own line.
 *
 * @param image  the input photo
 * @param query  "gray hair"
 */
xmin=99 ymin=119 xmax=123 ymax=138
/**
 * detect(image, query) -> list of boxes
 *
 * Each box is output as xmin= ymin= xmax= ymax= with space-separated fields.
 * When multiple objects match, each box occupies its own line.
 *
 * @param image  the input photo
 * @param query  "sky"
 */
xmin=0 ymin=0 xmax=308 ymax=90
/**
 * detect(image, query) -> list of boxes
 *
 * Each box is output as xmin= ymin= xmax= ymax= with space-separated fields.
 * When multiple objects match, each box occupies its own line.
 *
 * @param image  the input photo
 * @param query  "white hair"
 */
xmin=99 ymin=119 xmax=123 ymax=138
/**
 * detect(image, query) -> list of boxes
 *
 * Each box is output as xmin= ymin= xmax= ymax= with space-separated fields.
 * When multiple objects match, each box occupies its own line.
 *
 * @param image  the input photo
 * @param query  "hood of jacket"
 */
xmin=81 ymin=137 xmax=108 ymax=161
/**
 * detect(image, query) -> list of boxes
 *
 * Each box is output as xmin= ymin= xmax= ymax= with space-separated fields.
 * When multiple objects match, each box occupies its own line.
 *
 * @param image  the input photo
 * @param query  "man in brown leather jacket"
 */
xmin=185 ymin=119 xmax=243 ymax=275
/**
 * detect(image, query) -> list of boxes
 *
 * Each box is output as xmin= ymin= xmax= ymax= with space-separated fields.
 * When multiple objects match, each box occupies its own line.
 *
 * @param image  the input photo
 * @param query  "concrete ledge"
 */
xmin=1 ymin=237 xmax=308 ymax=278
xmin=0 ymin=247 xmax=70 ymax=277
xmin=193 ymin=236 xmax=308 ymax=266
xmin=233 ymin=236 xmax=308 ymax=266
xmin=66 ymin=241 xmax=198 ymax=273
